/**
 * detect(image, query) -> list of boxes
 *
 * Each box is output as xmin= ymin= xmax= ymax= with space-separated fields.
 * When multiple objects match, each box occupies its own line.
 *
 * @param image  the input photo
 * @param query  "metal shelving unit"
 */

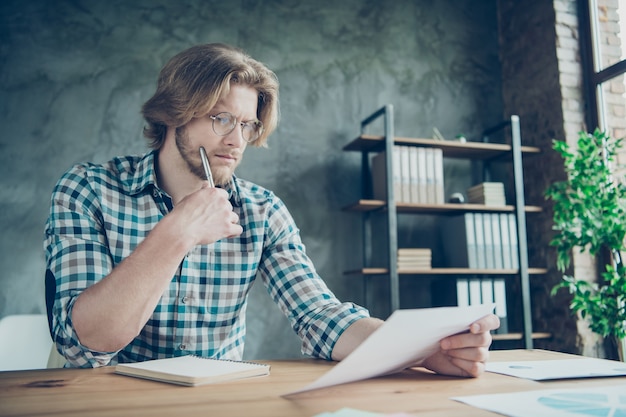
xmin=343 ymin=105 xmax=545 ymax=349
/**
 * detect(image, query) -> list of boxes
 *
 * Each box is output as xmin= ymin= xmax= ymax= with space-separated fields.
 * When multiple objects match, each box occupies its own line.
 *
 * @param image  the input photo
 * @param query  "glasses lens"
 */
xmin=242 ymin=121 xmax=263 ymax=143
xmin=212 ymin=113 xmax=236 ymax=136
xmin=211 ymin=112 xmax=263 ymax=142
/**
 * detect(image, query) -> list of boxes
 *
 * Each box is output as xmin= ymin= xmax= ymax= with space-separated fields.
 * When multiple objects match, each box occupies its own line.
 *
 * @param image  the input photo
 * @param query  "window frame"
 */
xmin=579 ymin=0 xmax=626 ymax=131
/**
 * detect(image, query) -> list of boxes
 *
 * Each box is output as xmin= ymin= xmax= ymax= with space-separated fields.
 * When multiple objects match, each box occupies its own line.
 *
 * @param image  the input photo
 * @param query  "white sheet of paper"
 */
xmin=453 ymin=384 xmax=626 ymax=417
xmin=285 ymin=304 xmax=495 ymax=395
xmin=312 ymin=408 xmax=380 ymax=417
xmin=486 ymin=358 xmax=626 ymax=380
xmin=313 ymin=409 xmax=414 ymax=417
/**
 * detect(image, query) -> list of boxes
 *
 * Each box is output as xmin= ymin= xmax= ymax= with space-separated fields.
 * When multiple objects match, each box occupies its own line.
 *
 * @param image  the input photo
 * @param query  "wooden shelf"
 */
xmin=345 ymin=267 xmax=548 ymax=276
xmin=342 ymin=199 xmax=543 ymax=214
xmin=343 ymin=134 xmax=541 ymax=160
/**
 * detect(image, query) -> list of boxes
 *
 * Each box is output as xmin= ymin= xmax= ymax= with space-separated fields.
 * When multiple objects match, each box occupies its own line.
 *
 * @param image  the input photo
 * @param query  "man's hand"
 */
xmin=171 ymin=184 xmax=243 ymax=246
xmin=421 ymin=313 xmax=500 ymax=377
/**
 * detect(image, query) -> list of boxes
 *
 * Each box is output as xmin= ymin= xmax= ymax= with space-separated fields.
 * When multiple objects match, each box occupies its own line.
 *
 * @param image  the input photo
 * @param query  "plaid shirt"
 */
xmin=44 ymin=151 xmax=368 ymax=368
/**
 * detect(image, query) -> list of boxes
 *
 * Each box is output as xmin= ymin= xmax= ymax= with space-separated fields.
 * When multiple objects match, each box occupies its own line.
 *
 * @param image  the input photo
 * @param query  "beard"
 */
xmin=175 ymin=126 xmax=234 ymax=186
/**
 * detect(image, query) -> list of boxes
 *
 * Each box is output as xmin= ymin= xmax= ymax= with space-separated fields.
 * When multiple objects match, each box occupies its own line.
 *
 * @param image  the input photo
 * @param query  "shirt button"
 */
xmin=179 ymin=344 xmax=187 ymax=351
xmin=152 ymin=189 xmax=159 ymax=198
xmin=181 ymin=296 xmax=189 ymax=304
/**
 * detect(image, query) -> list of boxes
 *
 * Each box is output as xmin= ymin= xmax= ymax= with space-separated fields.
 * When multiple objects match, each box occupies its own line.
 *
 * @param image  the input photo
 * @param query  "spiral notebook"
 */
xmin=115 ymin=355 xmax=270 ymax=386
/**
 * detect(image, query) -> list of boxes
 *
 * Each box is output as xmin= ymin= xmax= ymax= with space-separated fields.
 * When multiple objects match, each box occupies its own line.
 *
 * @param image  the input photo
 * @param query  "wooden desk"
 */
xmin=1 ymin=350 xmax=625 ymax=417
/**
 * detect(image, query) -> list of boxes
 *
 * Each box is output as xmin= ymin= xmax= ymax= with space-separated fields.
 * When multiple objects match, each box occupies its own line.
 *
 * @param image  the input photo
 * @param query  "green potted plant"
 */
xmin=545 ymin=129 xmax=626 ymax=361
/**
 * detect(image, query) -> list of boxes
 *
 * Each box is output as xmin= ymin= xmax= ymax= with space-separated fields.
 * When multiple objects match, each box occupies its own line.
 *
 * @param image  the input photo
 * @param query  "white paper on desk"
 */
xmin=313 ymin=408 xmax=413 ymax=417
xmin=285 ymin=303 xmax=495 ymax=395
xmin=453 ymin=384 xmax=626 ymax=417
xmin=486 ymin=358 xmax=626 ymax=380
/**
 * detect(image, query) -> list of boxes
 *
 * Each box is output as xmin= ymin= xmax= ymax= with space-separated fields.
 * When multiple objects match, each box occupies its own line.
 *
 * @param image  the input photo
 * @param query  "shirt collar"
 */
xmin=221 ymin=176 xmax=242 ymax=208
xmin=127 ymin=150 xmax=242 ymax=207
xmin=126 ymin=150 xmax=159 ymax=196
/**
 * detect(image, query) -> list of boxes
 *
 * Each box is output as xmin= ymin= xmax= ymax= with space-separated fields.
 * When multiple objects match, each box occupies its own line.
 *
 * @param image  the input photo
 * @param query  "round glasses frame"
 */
xmin=209 ymin=112 xmax=263 ymax=143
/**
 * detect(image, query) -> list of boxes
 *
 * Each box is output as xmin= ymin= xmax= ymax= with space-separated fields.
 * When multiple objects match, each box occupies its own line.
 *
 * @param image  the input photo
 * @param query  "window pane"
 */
xmin=599 ymin=75 xmax=626 ymax=180
xmin=594 ymin=1 xmax=624 ymax=71
xmin=620 ymin=2 xmax=626 ymax=62
xmin=599 ymin=76 xmax=626 ymax=139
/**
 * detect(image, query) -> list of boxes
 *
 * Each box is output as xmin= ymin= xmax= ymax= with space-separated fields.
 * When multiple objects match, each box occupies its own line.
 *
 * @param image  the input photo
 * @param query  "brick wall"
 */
xmin=498 ymin=0 xmax=626 ymax=358
xmin=556 ymin=0 xmax=605 ymax=357
xmin=498 ymin=0 xmax=602 ymax=356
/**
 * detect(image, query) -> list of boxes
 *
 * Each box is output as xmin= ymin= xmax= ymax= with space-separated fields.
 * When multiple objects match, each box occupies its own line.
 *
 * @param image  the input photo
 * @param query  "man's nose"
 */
xmin=222 ymin=124 xmax=245 ymax=146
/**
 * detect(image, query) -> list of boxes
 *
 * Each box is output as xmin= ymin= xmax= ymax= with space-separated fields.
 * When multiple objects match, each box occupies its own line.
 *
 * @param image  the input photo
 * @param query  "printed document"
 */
xmin=453 ymin=384 xmax=626 ymax=417
xmin=486 ymin=357 xmax=626 ymax=380
xmin=286 ymin=303 xmax=495 ymax=395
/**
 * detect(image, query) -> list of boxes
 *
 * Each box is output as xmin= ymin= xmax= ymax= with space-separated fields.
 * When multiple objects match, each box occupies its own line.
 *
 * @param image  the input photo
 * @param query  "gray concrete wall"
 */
xmin=0 ymin=0 xmax=501 ymax=359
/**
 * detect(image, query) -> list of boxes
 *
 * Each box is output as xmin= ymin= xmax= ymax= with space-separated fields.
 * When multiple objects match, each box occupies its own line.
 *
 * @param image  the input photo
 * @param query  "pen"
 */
xmin=199 ymin=146 xmax=215 ymax=187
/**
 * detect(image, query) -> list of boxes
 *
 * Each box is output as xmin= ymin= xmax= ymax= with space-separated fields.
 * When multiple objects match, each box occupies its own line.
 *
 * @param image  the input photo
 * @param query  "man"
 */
xmin=45 ymin=43 xmax=498 ymax=374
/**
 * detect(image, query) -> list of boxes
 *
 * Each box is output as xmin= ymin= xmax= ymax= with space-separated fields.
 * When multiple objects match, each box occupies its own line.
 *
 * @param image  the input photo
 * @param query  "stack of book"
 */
xmin=397 ymin=248 xmax=431 ymax=270
xmin=467 ymin=182 xmax=506 ymax=206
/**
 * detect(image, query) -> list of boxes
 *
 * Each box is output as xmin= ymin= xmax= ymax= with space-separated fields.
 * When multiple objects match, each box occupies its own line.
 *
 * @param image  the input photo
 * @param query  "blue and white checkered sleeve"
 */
xmin=44 ymin=165 xmax=119 ymax=367
xmin=257 ymin=196 xmax=369 ymax=360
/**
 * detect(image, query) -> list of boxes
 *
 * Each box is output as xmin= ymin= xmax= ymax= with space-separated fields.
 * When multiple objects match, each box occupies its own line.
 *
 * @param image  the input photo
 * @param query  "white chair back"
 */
xmin=0 ymin=314 xmax=53 ymax=371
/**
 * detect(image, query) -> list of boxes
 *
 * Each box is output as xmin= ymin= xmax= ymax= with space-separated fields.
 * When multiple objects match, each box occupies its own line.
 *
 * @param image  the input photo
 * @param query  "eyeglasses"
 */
xmin=209 ymin=112 xmax=264 ymax=143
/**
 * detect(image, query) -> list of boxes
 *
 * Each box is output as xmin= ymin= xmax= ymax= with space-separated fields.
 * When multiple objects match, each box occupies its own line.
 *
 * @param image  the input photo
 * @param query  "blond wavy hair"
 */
xmin=142 ymin=43 xmax=279 ymax=149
